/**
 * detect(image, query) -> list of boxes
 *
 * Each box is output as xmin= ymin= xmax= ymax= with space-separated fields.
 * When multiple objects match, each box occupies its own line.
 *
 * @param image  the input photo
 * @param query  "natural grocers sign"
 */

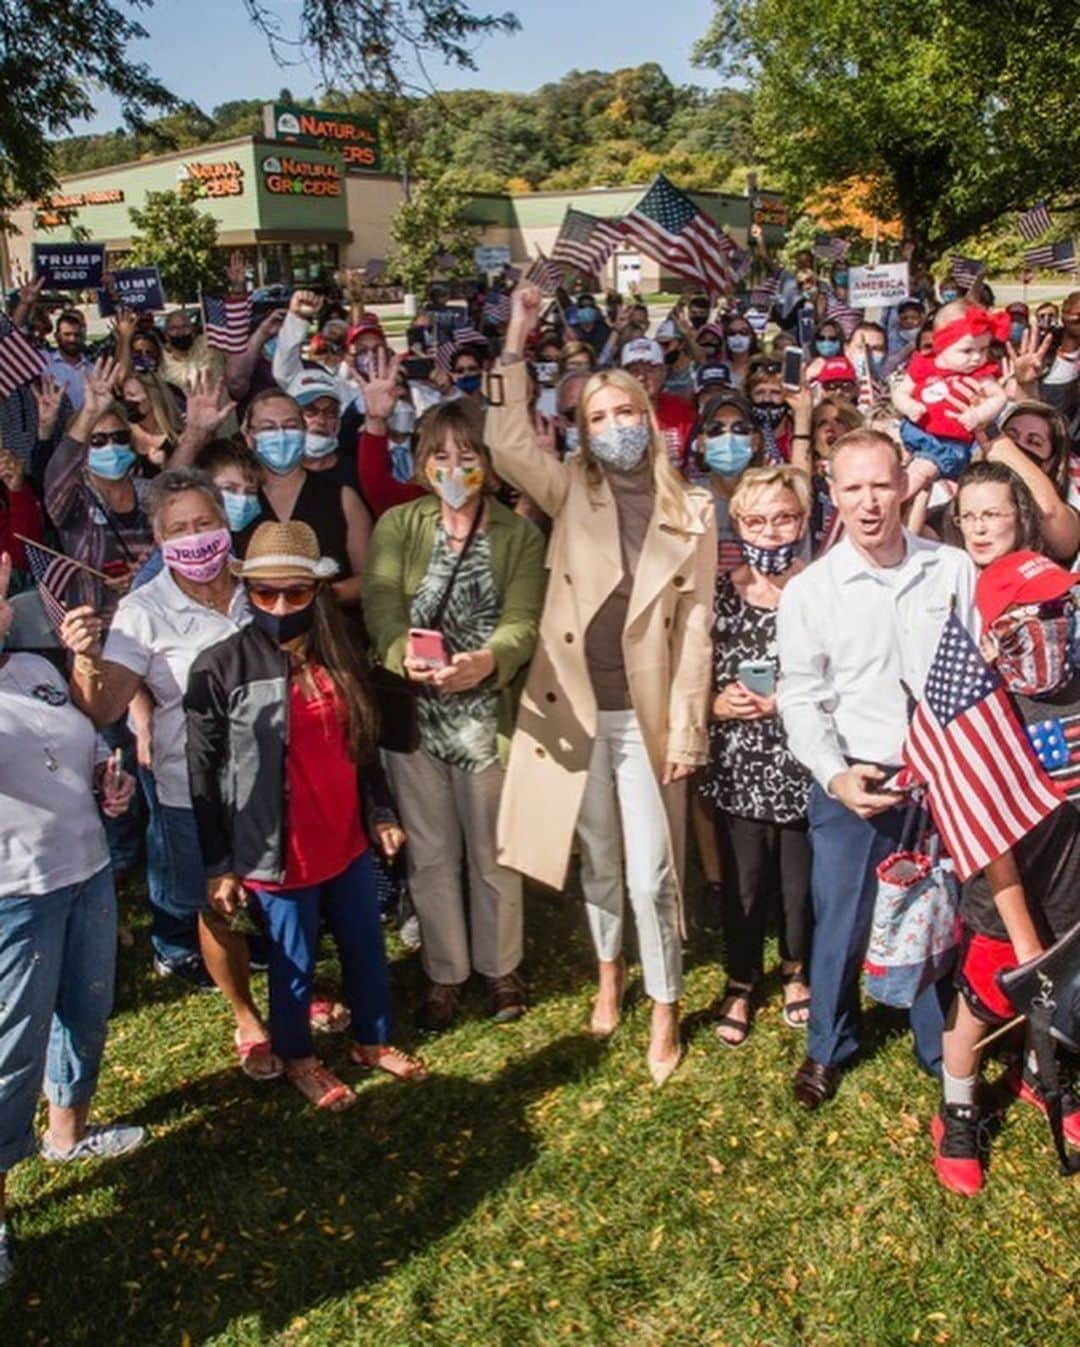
xmin=263 ymin=103 xmax=382 ymax=173
xmin=260 ymin=155 xmax=343 ymax=198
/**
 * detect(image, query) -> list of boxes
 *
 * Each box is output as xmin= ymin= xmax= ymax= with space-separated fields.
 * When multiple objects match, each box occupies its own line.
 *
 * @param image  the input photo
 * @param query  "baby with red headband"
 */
xmin=892 ymin=301 xmax=1009 ymax=497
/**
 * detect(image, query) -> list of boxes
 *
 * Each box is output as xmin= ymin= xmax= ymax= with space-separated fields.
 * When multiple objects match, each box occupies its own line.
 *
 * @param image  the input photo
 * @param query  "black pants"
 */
xmin=715 ymin=812 xmax=811 ymax=987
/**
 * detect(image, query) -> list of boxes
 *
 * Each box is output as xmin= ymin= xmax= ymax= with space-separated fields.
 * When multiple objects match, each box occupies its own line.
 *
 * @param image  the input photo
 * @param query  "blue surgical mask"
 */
xmin=87 ymin=444 xmax=136 ymax=480
xmin=455 ymin=373 xmax=483 ymax=395
xmin=1009 ymin=321 xmax=1026 ymax=347
xmin=576 ymin=306 xmax=598 ymax=326
xmin=940 ymin=288 xmax=959 ymax=304
xmin=815 ymin=338 xmax=842 ymax=358
xmin=870 ymin=351 xmax=886 ymax=375
xmin=254 ymin=427 xmax=306 ymax=474
xmin=726 ymin=333 xmax=751 ymax=355
xmin=221 ymin=489 xmax=261 ymax=533
xmin=704 ymin=432 xmax=753 ymax=478
xmin=833 ymin=270 xmax=849 ymax=288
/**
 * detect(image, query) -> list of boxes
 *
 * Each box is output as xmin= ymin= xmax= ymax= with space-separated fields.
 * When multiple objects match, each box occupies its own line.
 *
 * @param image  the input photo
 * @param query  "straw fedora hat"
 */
xmin=231 ymin=521 xmax=340 ymax=582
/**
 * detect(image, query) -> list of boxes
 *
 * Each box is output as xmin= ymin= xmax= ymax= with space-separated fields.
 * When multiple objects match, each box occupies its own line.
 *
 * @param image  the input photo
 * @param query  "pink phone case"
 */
xmin=408 ymin=628 xmax=449 ymax=669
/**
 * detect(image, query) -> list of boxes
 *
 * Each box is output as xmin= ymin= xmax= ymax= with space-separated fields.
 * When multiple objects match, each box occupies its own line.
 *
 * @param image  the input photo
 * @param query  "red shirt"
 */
xmin=254 ymin=665 xmax=367 ymax=891
xmin=357 ymin=429 xmax=425 ymax=519
xmin=0 ymin=483 xmax=44 ymax=571
xmin=655 ymin=391 xmax=697 ymax=476
xmin=908 ymin=352 xmax=999 ymax=442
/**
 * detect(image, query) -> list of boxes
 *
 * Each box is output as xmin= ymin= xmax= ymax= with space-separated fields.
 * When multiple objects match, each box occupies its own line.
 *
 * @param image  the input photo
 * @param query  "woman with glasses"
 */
xmin=44 ymin=355 xmax=154 ymax=624
xmin=703 ymin=464 xmax=814 ymax=1047
xmin=949 ymin=461 xmax=1044 ymax=571
xmin=979 ymin=402 xmax=1080 ymax=564
xmin=185 ymin=520 xmax=426 ymax=1111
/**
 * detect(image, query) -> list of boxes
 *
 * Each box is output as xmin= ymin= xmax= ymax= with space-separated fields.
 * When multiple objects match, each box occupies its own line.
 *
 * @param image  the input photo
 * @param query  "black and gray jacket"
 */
xmin=184 ymin=621 xmax=397 ymax=883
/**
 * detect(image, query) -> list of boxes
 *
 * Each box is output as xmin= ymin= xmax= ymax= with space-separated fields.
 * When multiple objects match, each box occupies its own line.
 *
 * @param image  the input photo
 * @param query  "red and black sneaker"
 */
xmin=1001 ymin=1069 xmax=1080 ymax=1147
xmin=931 ymin=1103 xmax=986 ymax=1196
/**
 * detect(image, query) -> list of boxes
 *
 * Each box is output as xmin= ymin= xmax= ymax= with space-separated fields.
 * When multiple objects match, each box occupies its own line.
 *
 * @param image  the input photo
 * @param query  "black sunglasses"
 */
xmin=88 ymin=430 xmax=133 ymax=448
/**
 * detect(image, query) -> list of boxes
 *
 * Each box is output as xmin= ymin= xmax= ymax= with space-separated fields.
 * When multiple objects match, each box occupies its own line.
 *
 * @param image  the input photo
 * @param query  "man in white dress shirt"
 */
xmin=778 ymin=430 xmax=977 ymax=1108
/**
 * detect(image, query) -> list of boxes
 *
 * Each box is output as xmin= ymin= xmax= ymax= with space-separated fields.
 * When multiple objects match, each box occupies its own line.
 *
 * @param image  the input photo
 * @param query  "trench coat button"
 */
xmin=534 ymin=745 xmax=547 ymax=759
xmin=545 ymin=691 xmax=557 ymax=703
xmin=673 ymin=574 xmax=686 ymax=587
xmin=564 ymin=631 xmax=574 ymax=643
xmin=664 ymin=616 xmax=671 ymax=628
xmin=564 ymin=573 xmax=572 ymax=584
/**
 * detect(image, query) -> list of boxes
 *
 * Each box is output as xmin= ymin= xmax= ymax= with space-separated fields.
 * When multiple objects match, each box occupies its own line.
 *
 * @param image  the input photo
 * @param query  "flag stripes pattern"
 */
xmin=435 ymin=326 xmax=488 ymax=374
xmin=902 ymin=612 xmax=1062 ymax=880
xmin=950 ymin=255 xmax=983 ymax=287
xmin=203 ymin=292 xmax=252 ymax=354
xmin=620 ymin=175 xmax=732 ymax=296
xmin=524 ymin=255 xmax=563 ymax=295
xmin=1023 ymin=240 xmax=1077 ymax=273
xmin=0 ymin=323 xmax=47 ymax=399
xmin=23 ymin=540 xmax=80 ymax=632
xmin=1026 ymin=710 xmax=1080 ymax=802
xmin=551 ymin=208 xmax=623 ymax=276
xmin=1016 ymin=203 xmax=1053 ymax=243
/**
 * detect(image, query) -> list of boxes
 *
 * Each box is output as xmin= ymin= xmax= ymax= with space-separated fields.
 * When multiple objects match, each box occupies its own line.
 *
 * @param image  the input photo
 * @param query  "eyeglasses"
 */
xmin=739 ymin=511 xmax=804 ymax=534
xmin=88 ymin=430 xmax=133 ymax=448
xmin=247 ymin=583 xmax=317 ymax=611
xmin=956 ymin=508 xmax=1017 ymax=530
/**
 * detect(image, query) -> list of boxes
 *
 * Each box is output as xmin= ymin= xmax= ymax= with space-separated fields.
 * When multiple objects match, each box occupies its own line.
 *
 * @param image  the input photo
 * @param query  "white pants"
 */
xmin=385 ymin=748 xmax=522 ymax=986
xmin=575 ymin=709 xmax=682 ymax=1003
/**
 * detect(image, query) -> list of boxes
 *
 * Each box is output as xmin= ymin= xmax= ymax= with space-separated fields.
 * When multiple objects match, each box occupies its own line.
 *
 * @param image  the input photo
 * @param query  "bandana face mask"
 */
xmin=993 ymin=604 xmax=1073 ymax=696
xmin=739 ymin=537 xmax=801 ymax=575
xmin=752 ymin=403 xmax=788 ymax=430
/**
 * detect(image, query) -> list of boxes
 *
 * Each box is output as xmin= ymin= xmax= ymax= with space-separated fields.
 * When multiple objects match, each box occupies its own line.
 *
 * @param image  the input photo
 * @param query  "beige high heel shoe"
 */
xmin=589 ymin=957 xmax=626 ymax=1037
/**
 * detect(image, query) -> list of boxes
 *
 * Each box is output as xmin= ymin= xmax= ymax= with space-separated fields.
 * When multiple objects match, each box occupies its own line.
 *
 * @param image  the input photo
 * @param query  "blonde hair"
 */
xmin=560 ymin=340 xmax=596 ymax=371
xmin=126 ymin=372 xmax=183 ymax=440
xmin=730 ymin=464 xmax=811 ymax=520
xmin=576 ymin=368 xmax=692 ymax=528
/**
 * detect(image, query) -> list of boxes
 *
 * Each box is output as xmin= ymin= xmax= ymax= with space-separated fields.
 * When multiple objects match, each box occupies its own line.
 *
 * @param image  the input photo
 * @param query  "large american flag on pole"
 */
xmin=550 ymin=208 xmax=623 ymax=278
xmin=620 ymin=175 xmax=733 ymax=296
xmin=203 ymin=292 xmax=252 ymax=354
xmin=0 ymin=321 xmax=47 ymax=399
xmin=902 ymin=611 xmax=1063 ymax=881
xmin=23 ymin=539 xmax=81 ymax=632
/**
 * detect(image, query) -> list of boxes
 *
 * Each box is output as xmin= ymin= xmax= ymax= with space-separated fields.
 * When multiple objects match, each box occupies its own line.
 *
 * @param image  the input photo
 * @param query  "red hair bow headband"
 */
xmin=931 ymin=304 xmax=1010 ymax=355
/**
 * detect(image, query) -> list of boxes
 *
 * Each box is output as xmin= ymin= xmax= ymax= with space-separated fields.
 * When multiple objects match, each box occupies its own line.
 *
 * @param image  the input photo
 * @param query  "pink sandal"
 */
xmin=309 ymin=994 xmax=352 ymax=1034
xmin=285 ymin=1060 xmax=356 ymax=1111
xmin=349 ymin=1043 xmax=428 ymax=1081
xmin=234 ymin=1030 xmax=283 ymax=1081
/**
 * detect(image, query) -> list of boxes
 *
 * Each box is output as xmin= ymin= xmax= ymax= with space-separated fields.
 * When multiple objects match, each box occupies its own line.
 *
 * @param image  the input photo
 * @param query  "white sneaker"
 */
xmin=40 ymin=1122 xmax=146 ymax=1163
xmin=398 ymin=915 xmax=422 ymax=951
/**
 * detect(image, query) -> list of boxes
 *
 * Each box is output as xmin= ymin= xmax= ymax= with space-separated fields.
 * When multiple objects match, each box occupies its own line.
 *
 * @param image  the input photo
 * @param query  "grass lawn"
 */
xmin=5 ymin=869 xmax=1078 ymax=1346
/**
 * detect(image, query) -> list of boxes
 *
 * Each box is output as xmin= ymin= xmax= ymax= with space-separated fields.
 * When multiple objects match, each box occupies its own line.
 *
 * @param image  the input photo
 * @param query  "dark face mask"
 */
xmin=132 ymin=354 xmax=158 ymax=374
xmin=689 ymin=313 xmax=708 ymax=330
xmin=169 ymin=332 xmax=195 ymax=352
xmin=250 ymin=602 xmax=316 ymax=645
xmin=663 ymin=349 xmax=681 ymax=367
xmin=752 ymin=403 xmax=788 ymax=430
xmin=122 ymin=400 xmax=146 ymax=423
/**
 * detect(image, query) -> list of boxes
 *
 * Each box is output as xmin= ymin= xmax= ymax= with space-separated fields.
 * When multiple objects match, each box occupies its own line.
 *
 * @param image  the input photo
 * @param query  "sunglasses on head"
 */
xmin=88 ymin=430 xmax=133 ymax=448
xmin=247 ymin=583 xmax=317 ymax=612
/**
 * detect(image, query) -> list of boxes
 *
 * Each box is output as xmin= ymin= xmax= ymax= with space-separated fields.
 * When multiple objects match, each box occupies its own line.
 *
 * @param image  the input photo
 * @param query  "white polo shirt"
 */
xmin=105 ymin=568 xmax=249 ymax=808
xmin=777 ymin=531 xmax=978 ymax=790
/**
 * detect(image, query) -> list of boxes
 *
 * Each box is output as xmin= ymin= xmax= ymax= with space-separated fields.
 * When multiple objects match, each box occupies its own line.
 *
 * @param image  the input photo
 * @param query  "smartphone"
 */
xmin=797 ymin=308 xmax=817 ymax=350
xmin=781 ymin=347 xmax=804 ymax=391
xmin=737 ymin=658 xmax=776 ymax=697
xmin=408 ymin=628 xmax=449 ymax=670
xmin=403 ymin=356 xmax=434 ymax=382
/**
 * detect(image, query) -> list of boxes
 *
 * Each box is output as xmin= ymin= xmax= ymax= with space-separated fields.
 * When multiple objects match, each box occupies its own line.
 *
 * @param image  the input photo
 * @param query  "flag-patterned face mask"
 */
xmin=991 ymin=599 xmax=1074 ymax=696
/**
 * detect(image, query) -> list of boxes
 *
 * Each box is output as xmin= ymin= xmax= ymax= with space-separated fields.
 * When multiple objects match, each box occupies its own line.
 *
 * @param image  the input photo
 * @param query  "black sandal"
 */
xmin=714 ymin=981 xmax=754 ymax=1049
xmin=781 ymin=969 xmax=811 ymax=1029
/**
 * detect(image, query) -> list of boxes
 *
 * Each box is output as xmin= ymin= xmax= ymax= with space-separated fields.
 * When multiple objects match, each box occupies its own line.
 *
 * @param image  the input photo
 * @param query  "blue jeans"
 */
xmin=139 ymin=769 xmax=205 ymax=966
xmin=898 ymin=419 xmax=973 ymax=480
xmin=807 ymin=784 xmax=948 ymax=1074
xmin=250 ymin=850 xmax=390 ymax=1060
xmin=0 ymin=866 xmax=117 ymax=1172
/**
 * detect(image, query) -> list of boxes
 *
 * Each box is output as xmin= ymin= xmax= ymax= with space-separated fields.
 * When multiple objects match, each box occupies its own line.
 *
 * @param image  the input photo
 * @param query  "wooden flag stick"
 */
xmin=13 ymin=533 xmax=110 ymax=582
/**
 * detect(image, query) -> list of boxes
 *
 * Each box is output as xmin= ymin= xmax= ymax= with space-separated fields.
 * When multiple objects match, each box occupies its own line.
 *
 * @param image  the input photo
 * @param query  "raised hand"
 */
xmin=253 ymin=307 xmax=287 ymax=351
xmin=512 ymin=281 xmax=543 ymax=321
xmin=358 ymin=348 xmax=404 ymax=422
xmin=31 ymin=374 xmax=64 ymax=437
xmin=289 ymin=289 xmax=323 ymax=322
xmin=1005 ymin=325 xmax=1052 ymax=391
xmin=0 ymin=447 xmax=24 ymax=493
xmin=183 ymin=370 xmax=236 ymax=439
xmin=112 ymin=307 xmax=137 ymax=341
xmin=82 ymin=356 xmax=120 ymax=420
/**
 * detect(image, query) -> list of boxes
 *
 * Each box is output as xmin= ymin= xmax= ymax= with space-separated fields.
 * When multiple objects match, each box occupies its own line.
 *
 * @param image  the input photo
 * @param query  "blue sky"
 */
xmin=79 ymin=0 xmax=721 ymax=132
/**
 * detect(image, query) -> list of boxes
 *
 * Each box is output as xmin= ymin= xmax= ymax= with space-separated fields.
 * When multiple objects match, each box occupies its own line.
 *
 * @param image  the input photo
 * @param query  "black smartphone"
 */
xmin=797 ymin=308 xmax=817 ymax=351
xmin=782 ymin=346 xmax=804 ymax=391
xmin=402 ymin=356 xmax=434 ymax=382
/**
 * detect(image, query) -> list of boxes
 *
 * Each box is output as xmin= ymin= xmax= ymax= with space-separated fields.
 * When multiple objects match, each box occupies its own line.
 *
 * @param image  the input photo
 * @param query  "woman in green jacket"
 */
xmin=362 ymin=392 xmax=546 ymax=1032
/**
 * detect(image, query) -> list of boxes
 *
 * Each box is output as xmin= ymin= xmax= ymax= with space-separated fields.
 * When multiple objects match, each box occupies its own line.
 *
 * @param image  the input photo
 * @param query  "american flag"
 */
xmin=826 ymin=292 xmax=861 ymax=338
xmin=902 ymin=611 xmax=1063 ymax=881
xmin=23 ymin=539 xmax=81 ymax=632
xmin=203 ymin=292 xmax=252 ymax=354
xmin=620 ymin=175 xmax=733 ymax=296
xmin=524 ymin=254 xmax=564 ymax=296
xmin=435 ymin=326 xmax=488 ymax=374
xmin=482 ymin=291 xmax=512 ymax=327
xmin=813 ymin=236 xmax=850 ymax=261
xmin=750 ymin=272 xmax=781 ymax=307
xmin=1024 ymin=240 xmax=1077 ymax=273
xmin=950 ymin=255 xmax=983 ymax=287
xmin=551 ymin=208 xmax=623 ymax=277
xmin=0 ymin=322 xmax=46 ymax=399
xmin=728 ymin=245 xmax=753 ymax=283
xmin=1025 ymin=709 xmax=1080 ymax=803
xmin=1016 ymin=203 xmax=1053 ymax=243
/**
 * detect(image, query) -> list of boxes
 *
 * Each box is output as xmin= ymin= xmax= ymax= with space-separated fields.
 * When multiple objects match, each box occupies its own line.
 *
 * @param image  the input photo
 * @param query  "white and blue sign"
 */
xmin=97 ymin=267 xmax=166 ymax=316
xmin=33 ymin=243 xmax=106 ymax=289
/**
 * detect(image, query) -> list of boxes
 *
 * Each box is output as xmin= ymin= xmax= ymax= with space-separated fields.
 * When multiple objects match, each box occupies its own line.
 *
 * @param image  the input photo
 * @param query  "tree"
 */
xmin=0 ymin=0 xmax=178 ymax=216
xmin=128 ymin=190 xmax=221 ymax=301
xmin=387 ymin=179 xmax=476 ymax=295
xmin=694 ymin=0 xmax=1080 ymax=261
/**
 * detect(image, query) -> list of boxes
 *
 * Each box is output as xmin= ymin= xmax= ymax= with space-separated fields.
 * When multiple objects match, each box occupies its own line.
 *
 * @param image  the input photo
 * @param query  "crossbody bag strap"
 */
xmin=430 ymin=503 xmax=484 ymax=630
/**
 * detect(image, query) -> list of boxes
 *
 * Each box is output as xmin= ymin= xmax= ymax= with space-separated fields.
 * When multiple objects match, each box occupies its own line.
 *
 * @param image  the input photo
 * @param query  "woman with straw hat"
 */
xmin=185 ymin=520 xmax=425 ymax=1111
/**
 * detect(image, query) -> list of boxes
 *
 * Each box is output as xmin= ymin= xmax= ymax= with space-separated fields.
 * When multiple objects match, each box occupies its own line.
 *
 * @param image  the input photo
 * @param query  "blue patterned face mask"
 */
xmin=739 ymin=537 xmax=800 ymax=575
xmin=815 ymin=338 xmax=842 ymax=358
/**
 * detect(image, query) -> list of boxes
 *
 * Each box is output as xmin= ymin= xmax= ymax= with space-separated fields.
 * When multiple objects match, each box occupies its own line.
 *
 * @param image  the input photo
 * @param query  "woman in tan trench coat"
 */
xmin=488 ymin=283 xmax=716 ymax=1084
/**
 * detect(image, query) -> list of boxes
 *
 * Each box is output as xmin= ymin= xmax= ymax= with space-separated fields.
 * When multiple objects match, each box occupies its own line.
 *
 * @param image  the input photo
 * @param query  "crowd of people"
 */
xmin=2 ymin=244 xmax=1080 ymax=1285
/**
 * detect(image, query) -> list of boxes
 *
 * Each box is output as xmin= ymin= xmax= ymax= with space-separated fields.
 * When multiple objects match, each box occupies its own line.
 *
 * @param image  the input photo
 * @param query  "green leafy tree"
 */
xmin=387 ymin=178 xmax=476 ymax=294
xmin=694 ymin=0 xmax=1080 ymax=260
xmin=127 ymin=190 xmax=221 ymax=301
xmin=0 ymin=0 xmax=178 ymax=214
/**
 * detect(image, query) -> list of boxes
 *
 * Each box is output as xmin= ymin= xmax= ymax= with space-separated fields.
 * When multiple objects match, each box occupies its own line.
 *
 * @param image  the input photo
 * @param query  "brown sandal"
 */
xmin=349 ymin=1043 xmax=428 ymax=1081
xmin=285 ymin=1060 xmax=356 ymax=1111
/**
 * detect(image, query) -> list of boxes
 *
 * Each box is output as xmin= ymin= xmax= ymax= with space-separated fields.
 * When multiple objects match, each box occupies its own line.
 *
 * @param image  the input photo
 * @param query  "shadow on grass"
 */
xmin=9 ymin=1031 xmax=605 ymax=1345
